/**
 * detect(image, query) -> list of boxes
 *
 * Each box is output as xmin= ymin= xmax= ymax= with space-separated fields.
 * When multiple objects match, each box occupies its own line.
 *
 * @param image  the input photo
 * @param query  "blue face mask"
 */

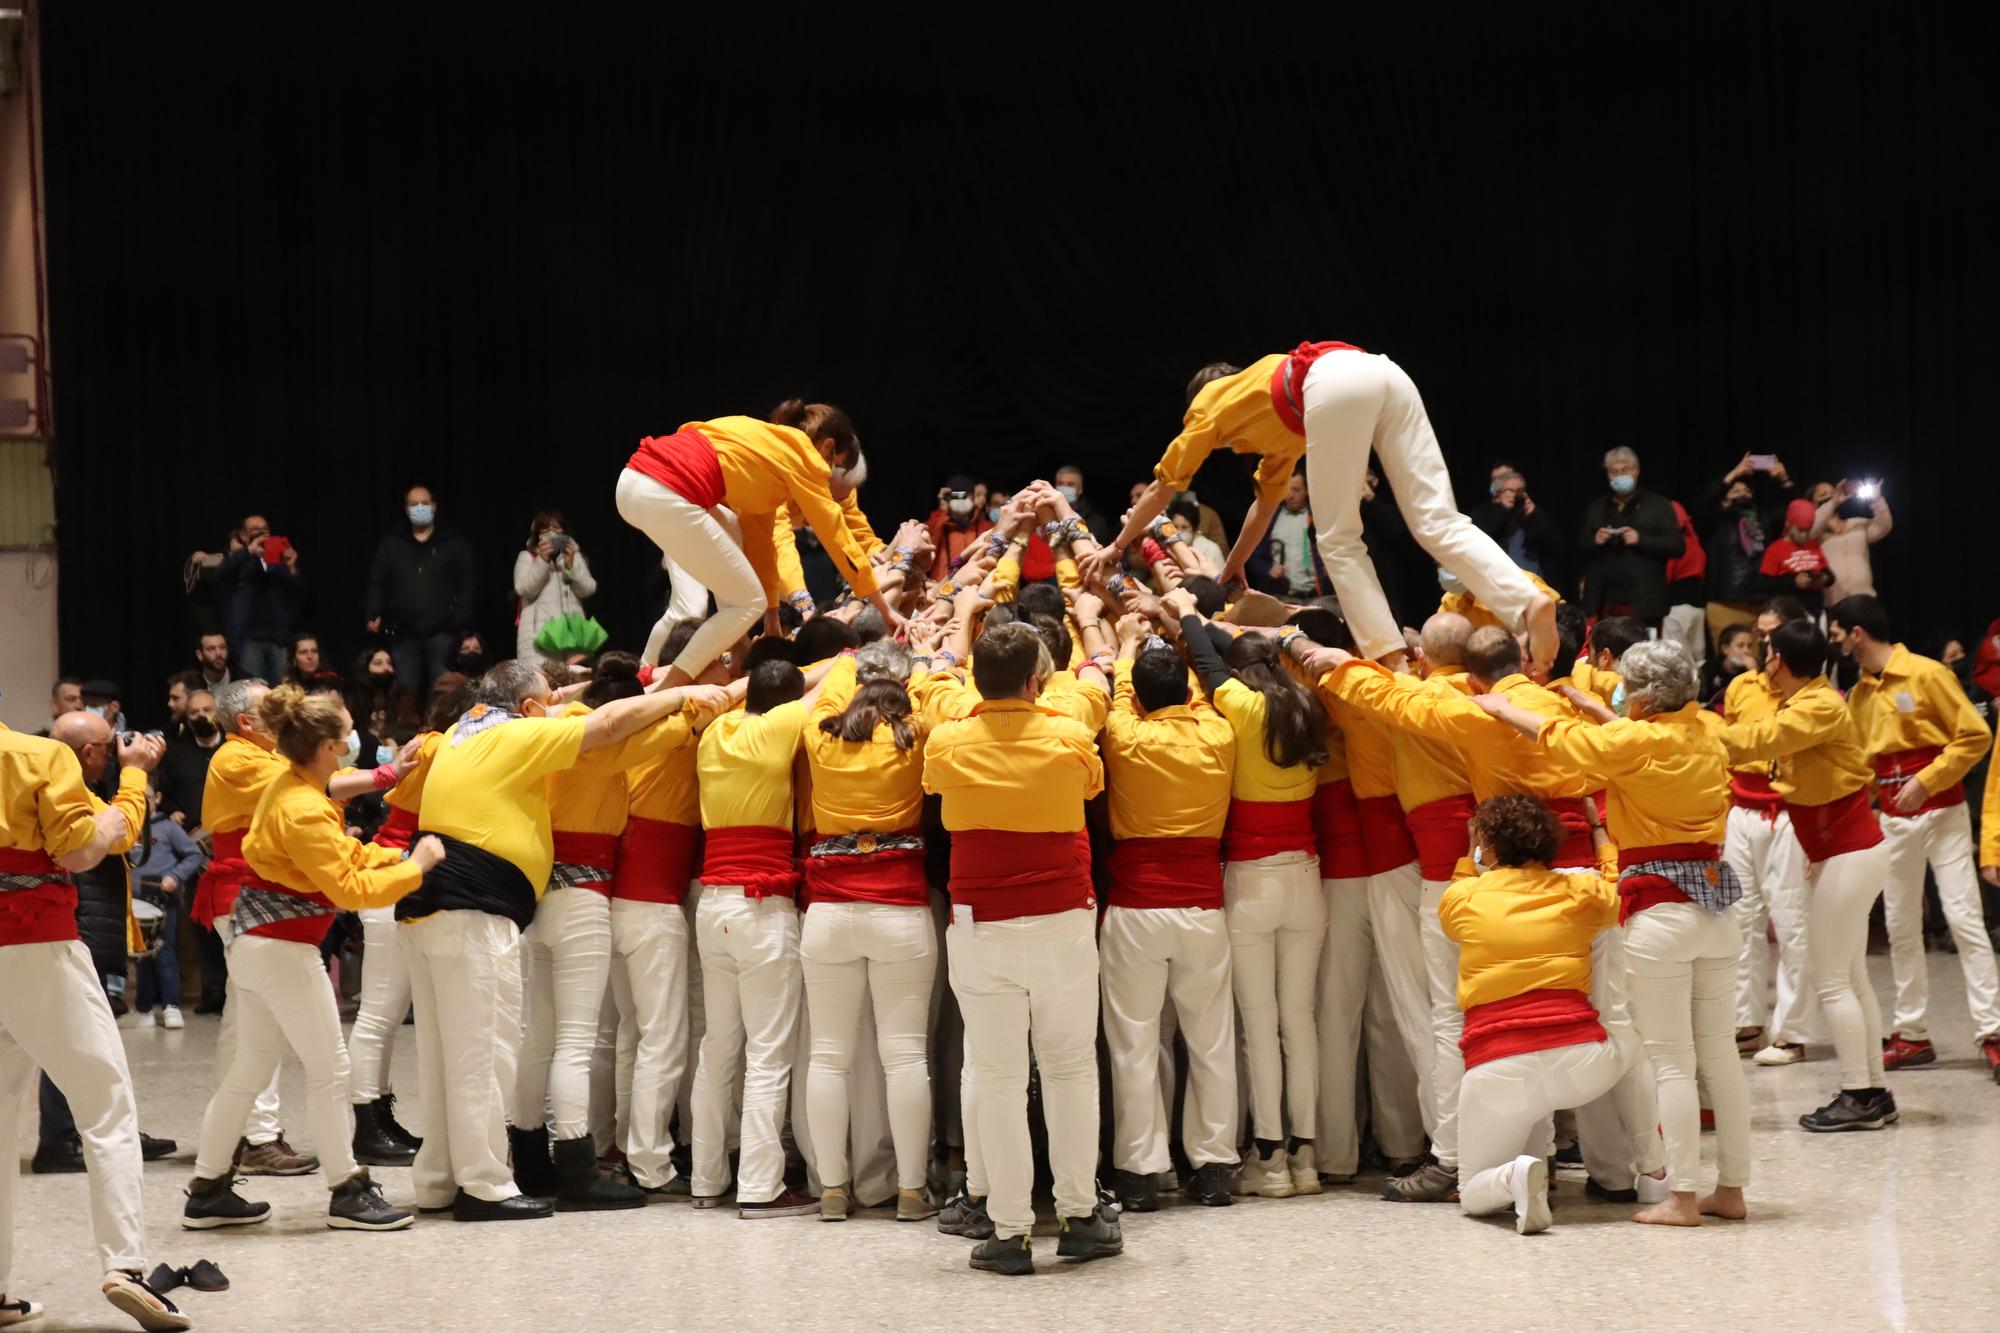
xmin=986 ymin=506 xmax=1001 ymax=523
xmin=1490 ymin=479 xmax=1503 ymax=496
xmin=407 ymin=503 xmax=435 ymax=527
xmin=1609 ymin=475 xmax=1636 ymax=496
xmin=1610 ymin=681 xmax=1628 ymax=716
xmin=85 ymin=704 xmax=108 ymax=719
xmin=1057 ymin=484 xmax=1079 ymax=504
xmin=376 ymin=743 xmax=397 ymax=767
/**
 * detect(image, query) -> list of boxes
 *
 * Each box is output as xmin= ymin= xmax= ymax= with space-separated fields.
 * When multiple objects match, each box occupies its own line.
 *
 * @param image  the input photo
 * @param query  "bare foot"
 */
xmin=1633 ymin=1191 xmax=1702 ymax=1227
xmin=1524 ymin=594 xmax=1557 ymax=674
xmin=1698 ymin=1187 xmax=1747 ymax=1220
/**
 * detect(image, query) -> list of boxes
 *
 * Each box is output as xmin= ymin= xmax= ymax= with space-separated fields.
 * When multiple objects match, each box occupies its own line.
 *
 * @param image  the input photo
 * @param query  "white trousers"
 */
xmin=1 ymin=940 xmax=144 ymax=1284
xmin=1807 ymin=846 xmax=1890 ymax=1089
xmin=512 ymin=886 xmax=612 ymax=1141
xmin=213 ymin=917 xmax=282 ymax=1143
xmin=800 ymin=901 xmax=937 ymax=1192
xmin=691 ymin=889 xmax=801 ymax=1204
xmin=608 ymin=898 xmax=691 ymax=1189
xmin=1316 ymin=877 xmax=1429 ymax=1171
xmin=1458 ymin=1032 xmax=1636 ymax=1218
xmin=348 ymin=906 xmax=410 ymax=1102
xmin=1725 ymin=806 xmax=1817 ymax=1042
xmin=1302 ymin=351 xmax=1538 ymax=660
xmin=948 ymin=908 xmax=1099 ymax=1239
xmin=193 ymin=933 xmax=357 ymax=1188
xmin=1419 ymin=879 xmax=1465 ymax=1168
xmin=1573 ymin=923 xmax=1665 ymax=1188
xmin=617 ymin=468 xmax=764 ymax=674
xmin=1880 ymin=803 xmax=2000 ymax=1042
xmin=1624 ymin=904 xmax=1753 ymax=1193
xmin=1367 ymin=863 xmax=1437 ymax=1135
xmin=1225 ymin=852 xmax=1325 ymax=1141
xmin=1100 ymin=905 xmax=1238 ymax=1173
xmin=402 ymin=910 xmax=524 ymax=1207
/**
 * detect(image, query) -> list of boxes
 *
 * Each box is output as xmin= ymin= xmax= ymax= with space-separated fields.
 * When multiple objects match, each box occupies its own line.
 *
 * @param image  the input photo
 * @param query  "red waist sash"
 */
xmin=1613 ymin=841 xmax=1718 ymax=924
xmin=804 ymin=829 xmax=930 ymax=907
xmin=1355 ymin=793 xmax=1418 ymax=877
xmin=1405 ymin=793 xmax=1476 ymax=883
xmin=1107 ymin=837 xmax=1223 ymax=911
xmin=1460 ymin=988 xmax=1606 ymax=1070
xmin=1311 ymin=778 xmax=1369 ymax=880
xmin=1268 ymin=340 xmax=1366 ymax=435
xmin=1543 ymin=796 xmax=1597 ymax=869
xmin=1874 ymin=746 xmax=1966 ymax=818
xmin=614 ymin=817 xmax=700 ymax=904
xmin=1785 ymin=786 xmax=1884 ymax=864
xmin=551 ymin=829 xmax=622 ymax=895
xmin=627 ymin=426 xmax=725 ymax=510
xmin=374 ymin=805 xmax=420 ymax=850
xmin=1729 ymin=771 xmax=1785 ymax=816
xmin=0 ymin=847 xmax=77 ymax=947
xmin=699 ymin=825 xmax=800 ymax=899
xmin=192 ymin=828 xmax=280 ymax=928
xmin=947 ymin=829 xmax=1092 ymax=923
xmin=1223 ymin=797 xmax=1317 ymax=863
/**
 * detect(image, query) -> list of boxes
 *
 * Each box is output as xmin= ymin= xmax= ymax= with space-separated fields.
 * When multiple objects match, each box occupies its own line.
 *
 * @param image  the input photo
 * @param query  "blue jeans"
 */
xmin=136 ymin=891 xmax=182 ymax=1012
xmin=390 ymin=631 xmax=456 ymax=694
xmin=238 ymin=639 xmax=289 ymax=685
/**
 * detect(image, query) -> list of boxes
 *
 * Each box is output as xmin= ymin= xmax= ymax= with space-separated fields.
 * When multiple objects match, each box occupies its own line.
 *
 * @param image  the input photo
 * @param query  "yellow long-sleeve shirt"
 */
xmin=913 ymin=669 xmax=1108 ymax=733
xmin=1535 ymin=705 xmax=1731 ymax=848
xmin=697 ymin=701 xmax=807 ymax=831
xmin=0 ymin=726 xmax=147 ymax=862
xmin=688 ymin=416 xmax=880 ymax=602
xmin=1154 ymin=353 xmax=1299 ymax=507
xmin=1719 ymin=670 xmax=1785 ymax=779
xmin=244 ymin=767 xmax=423 ymax=911
xmin=1848 ymin=645 xmax=1993 ymax=794
xmin=626 ymin=735 xmax=701 ymax=827
xmin=1982 ymin=769 xmax=2000 ymax=869
xmin=384 ymin=731 xmax=441 ymax=818
xmin=1329 ymin=663 xmax=1592 ymax=805
xmin=1438 ymin=570 xmax=1561 ymax=630
xmin=804 ymin=654 xmax=927 ymax=835
xmin=1569 ymin=661 xmax=1623 ymax=708
xmin=1382 ymin=666 xmax=1475 ymax=812
xmin=1101 ymin=661 xmax=1235 ymax=840
xmin=547 ymin=702 xmax=694 ymax=837
xmin=1717 ymin=676 xmax=1873 ymax=807
xmin=923 ymin=700 xmax=1104 ymax=833
xmin=1440 ymin=844 xmax=1620 ymax=1011
xmin=1316 ymin=683 xmax=1397 ymax=800
xmin=421 ymin=713 xmax=590 ymax=891
xmin=1211 ymin=678 xmax=1320 ymax=803
xmin=202 ymin=731 xmax=290 ymax=836
xmin=773 ymin=490 xmax=884 ymax=599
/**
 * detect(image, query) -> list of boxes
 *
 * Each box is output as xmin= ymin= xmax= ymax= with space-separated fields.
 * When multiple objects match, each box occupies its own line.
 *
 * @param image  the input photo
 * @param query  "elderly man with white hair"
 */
xmin=1577 ymin=446 xmax=1685 ymax=631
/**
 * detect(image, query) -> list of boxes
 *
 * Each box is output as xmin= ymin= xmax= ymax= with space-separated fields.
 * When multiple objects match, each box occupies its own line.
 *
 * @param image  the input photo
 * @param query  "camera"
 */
xmin=1854 ymin=480 xmax=1879 ymax=501
xmin=545 ymin=532 xmax=575 ymax=555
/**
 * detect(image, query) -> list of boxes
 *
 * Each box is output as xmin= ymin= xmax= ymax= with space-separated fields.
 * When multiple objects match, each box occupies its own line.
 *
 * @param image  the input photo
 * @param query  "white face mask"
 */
xmin=947 ymin=497 xmax=973 ymax=518
xmin=339 ymin=730 xmax=362 ymax=767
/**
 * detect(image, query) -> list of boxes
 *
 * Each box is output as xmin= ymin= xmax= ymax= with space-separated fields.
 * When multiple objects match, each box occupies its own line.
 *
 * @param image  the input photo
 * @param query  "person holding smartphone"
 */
xmin=513 ymin=509 xmax=599 ymax=666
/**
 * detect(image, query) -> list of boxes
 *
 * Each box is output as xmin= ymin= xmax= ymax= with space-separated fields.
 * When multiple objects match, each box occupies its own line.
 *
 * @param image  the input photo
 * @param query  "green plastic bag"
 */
xmin=533 ymin=612 xmax=610 ymax=658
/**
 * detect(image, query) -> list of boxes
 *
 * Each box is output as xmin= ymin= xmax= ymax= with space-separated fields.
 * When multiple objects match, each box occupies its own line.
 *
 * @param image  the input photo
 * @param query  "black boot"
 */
xmin=508 ymin=1125 xmax=558 ymax=1197
xmin=551 ymin=1135 xmax=645 ymax=1212
xmin=378 ymin=1092 xmax=422 ymax=1151
xmin=353 ymin=1100 xmax=416 ymax=1167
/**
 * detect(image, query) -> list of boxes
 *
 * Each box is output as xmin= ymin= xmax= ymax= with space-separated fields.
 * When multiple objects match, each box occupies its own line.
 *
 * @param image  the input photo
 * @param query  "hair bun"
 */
xmin=768 ymin=397 xmax=808 ymax=428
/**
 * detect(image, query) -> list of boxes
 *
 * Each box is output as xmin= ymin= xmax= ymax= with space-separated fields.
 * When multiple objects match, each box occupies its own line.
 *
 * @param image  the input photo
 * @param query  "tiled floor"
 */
xmin=9 ymin=952 xmax=1999 ymax=1331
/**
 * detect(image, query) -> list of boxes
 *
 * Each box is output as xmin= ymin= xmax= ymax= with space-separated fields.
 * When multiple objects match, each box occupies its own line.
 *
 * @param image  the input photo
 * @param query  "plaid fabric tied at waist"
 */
xmin=550 ymin=860 xmax=614 ymax=892
xmin=1619 ymin=855 xmax=1743 ymax=915
xmin=232 ymin=884 xmax=334 ymax=935
xmin=808 ymin=832 xmax=926 ymax=858
xmin=0 ymin=868 xmax=68 ymax=892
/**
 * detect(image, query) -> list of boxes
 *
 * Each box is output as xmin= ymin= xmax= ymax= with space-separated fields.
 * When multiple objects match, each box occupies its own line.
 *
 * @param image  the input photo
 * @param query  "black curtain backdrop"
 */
xmin=39 ymin=8 xmax=2000 ymax=725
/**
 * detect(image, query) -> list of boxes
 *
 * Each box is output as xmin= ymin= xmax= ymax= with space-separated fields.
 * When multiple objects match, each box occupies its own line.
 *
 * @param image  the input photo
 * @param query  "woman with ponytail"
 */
xmin=620 ymin=399 xmax=905 ymax=683
xmin=798 ymin=639 xmax=938 ymax=1222
xmin=1168 ymin=589 xmax=1329 ymax=1198
xmin=185 ymin=684 xmax=445 ymax=1235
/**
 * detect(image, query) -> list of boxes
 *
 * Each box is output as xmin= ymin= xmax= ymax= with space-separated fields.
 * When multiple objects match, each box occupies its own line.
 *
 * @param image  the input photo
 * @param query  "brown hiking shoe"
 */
xmin=236 ymin=1135 xmax=319 ymax=1176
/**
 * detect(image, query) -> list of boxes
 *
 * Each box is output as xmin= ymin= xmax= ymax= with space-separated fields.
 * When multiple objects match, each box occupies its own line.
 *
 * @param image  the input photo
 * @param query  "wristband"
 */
xmin=371 ymin=764 xmax=401 ymax=791
xmin=1277 ymin=628 xmax=1306 ymax=658
xmin=1142 ymin=634 xmax=1170 ymax=653
xmin=931 ymin=579 xmax=959 ymax=602
xmin=1085 ymin=652 xmax=1115 ymax=675
xmin=637 ymin=664 xmax=656 ymax=688
xmin=1038 ymin=520 xmax=1066 ymax=547
xmin=1104 ymin=572 xmax=1133 ymax=597
xmin=931 ymin=649 xmax=960 ymax=671
xmin=788 ymin=589 xmax=816 ymax=615
xmin=984 ymin=531 xmax=1012 ymax=560
xmin=1141 ymin=538 xmax=1168 ymax=566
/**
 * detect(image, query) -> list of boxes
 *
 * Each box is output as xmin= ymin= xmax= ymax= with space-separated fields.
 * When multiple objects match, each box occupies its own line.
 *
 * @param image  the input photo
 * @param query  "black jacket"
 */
xmin=1695 ymin=476 xmax=1795 ymax=605
xmin=155 ymin=737 xmax=222 ymax=827
xmin=1576 ymin=489 xmax=1684 ymax=621
xmin=216 ymin=549 xmax=303 ymax=646
xmin=75 ymin=765 xmax=144 ymax=983
xmin=364 ymin=525 xmax=477 ymax=639
xmin=1470 ymin=498 xmax=1568 ymax=594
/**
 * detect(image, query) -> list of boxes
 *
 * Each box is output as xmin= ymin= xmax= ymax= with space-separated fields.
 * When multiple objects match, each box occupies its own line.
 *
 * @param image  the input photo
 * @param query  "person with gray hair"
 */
xmin=1474 ymin=637 xmax=1753 ymax=1227
xmin=1577 ymin=446 xmax=1684 ymax=628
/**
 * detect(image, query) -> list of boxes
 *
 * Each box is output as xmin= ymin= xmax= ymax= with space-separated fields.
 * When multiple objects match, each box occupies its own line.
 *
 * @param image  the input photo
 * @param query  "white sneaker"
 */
xmin=0 ymin=1294 xmax=45 ymax=1326
xmin=116 ymin=1009 xmax=146 ymax=1030
xmin=1510 ymin=1155 xmax=1551 ymax=1235
xmin=159 ymin=1007 xmax=185 ymax=1031
xmin=1232 ymin=1151 xmax=1295 ymax=1199
xmin=1635 ymin=1171 xmax=1670 ymax=1204
xmin=1287 ymin=1143 xmax=1324 ymax=1196
xmin=1753 ymin=1041 xmax=1804 ymax=1065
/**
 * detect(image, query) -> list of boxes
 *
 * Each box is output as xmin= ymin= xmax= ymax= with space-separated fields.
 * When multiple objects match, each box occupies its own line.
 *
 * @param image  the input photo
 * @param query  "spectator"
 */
xmin=1974 ymin=616 xmax=2000 ymax=703
xmin=1700 ymin=622 xmax=1760 ymax=706
xmin=156 ymin=687 xmax=223 ymax=826
xmin=450 ymin=629 xmax=493 ymax=678
xmin=513 ymin=509 xmax=600 ymax=664
xmin=215 ymin=513 xmax=303 ymax=683
xmin=1168 ymin=496 xmax=1226 ymax=577
xmin=163 ymin=669 xmax=206 ymax=740
xmin=1053 ymin=464 xmax=1110 ymax=542
xmin=1470 ymin=466 xmax=1567 ymax=589
xmin=1661 ymin=498 xmax=1709 ymax=670
xmin=925 ymin=476 xmax=995 ymax=578
xmin=1246 ymin=468 xmax=1326 ymax=598
xmin=349 ymin=645 xmax=423 ymax=745
xmin=364 ymin=483 xmax=477 ymax=693
xmin=1758 ymin=499 xmax=1835 ymax=616
xmin=35 ymin=675 xmax=81 ymax=737
xmin=1696 ymin=454 xmax=1796 ymax=655
xmin=79 ymin=679 xmax=127 ymax=735
xmin=1576 ymin=446 xmax=1684 ymax=628
xmin=183 ymin=519 xmax=251 ymax=636
xmin=195 ymin=630 xmax=233 ymax=692
xmin=285 ymin=631 xmax=341 ymax=689
xmin=1812 ymin=478 xmax=1893 ymax=604
xmin=131 ymin=786 xmax=204 ymax=1030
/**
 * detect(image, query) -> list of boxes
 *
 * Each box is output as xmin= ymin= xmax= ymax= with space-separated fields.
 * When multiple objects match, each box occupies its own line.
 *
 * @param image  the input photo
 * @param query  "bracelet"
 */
xmin=788 ymin=589 xmax=815 ymax=614
xmin=1038 ymin=520 xmax=1066 ymax=547
xmin=984 ymin=531 xmax=1011 ymax=560
xmin=931 ymin=579 xmax=958 ymax=602
xmin=1085 ymin=652 xmax=1115 ymax=675
xmin=1277 ymin=627 xmax=1304 ymax=656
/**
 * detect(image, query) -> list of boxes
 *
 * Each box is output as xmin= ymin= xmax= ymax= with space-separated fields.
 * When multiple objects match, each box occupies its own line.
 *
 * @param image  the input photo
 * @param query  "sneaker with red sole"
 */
xmin=1982 ymin=1036 xmax=2000 ymax=1085
xmin=1882 ymin=1034 xmax=1936 ymax=1070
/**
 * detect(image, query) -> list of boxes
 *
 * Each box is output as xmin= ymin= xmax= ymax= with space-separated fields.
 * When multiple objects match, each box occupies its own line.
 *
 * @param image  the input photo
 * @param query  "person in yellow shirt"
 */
xmin=1173 ymin=596 xmax=1329 ymax=1199
xmin=0 ymin=723 xmax=190 ymax=1333
xmin=1442 ymin=794 xmax=1633 ymax=1236
xmin=923 ymin=621 xmax=1120 ymax=1275
xmin=620 ymin=399 xmax=904 ymax=683
xmin=1828 ymin=595 xmax=1999 ymax=1075
xmin=772 ymin=487 xmax=885 ymax=618
xmin=1717 ymin=619 xmax=1896 ymax=1132
xmin=797 ymin=642 xmax=940 ymax=1223
xmin=394 ymin=659 xmax=717 ymax=1222
xmin=511 ymin=653 xmax=700 ymax=1213
xmin=1088 ymin=345 xmax=1556 ymax=671
xmin=1571 ymin=615 xmax=1650 ymax=708
xmin=184 ymin=684 xmax=442 ymax=1237
xmin=1095 ymin=612 xmax=1239 ymax=1213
